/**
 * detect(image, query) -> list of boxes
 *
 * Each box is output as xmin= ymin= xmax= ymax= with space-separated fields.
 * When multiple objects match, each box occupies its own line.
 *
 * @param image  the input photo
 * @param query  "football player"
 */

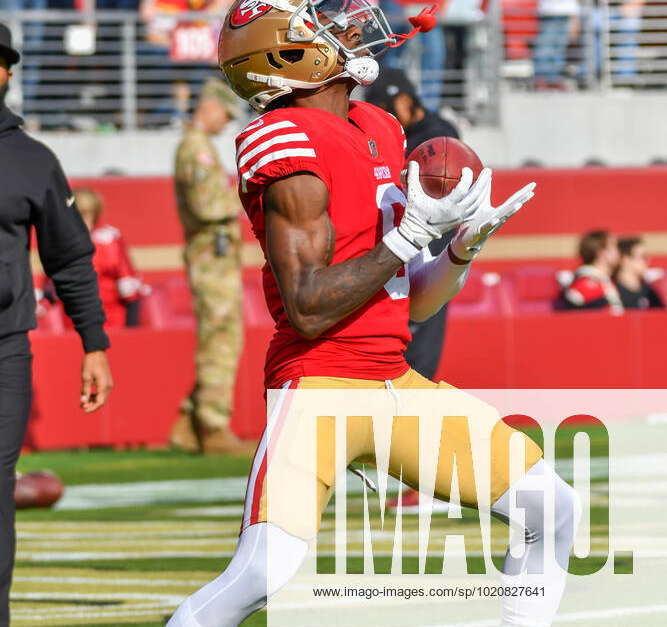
xmin=167 ymin=1 xmax=580 ymax=625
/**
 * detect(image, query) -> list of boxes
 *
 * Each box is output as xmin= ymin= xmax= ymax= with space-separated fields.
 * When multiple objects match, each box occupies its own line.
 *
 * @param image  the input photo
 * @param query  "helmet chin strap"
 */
xmin=343 ymin=56 xmax=379 ymax=86
xmin=247 ymin=56 xmax=379 ymax=93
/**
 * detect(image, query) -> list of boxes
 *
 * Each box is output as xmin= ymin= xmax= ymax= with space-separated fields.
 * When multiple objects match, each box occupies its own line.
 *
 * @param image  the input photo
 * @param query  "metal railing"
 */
xmin=2 ymin=10 xmax=225 ymax=130
xmin=501 ymin=0 xmax=667 ymax=89
xmin=1 ymin=9 xmax=500 ymax=129
xmin=379 ymin=7 xmax=502 ymax=124
xmin=2 ymin=2 xmax=665 ymax=132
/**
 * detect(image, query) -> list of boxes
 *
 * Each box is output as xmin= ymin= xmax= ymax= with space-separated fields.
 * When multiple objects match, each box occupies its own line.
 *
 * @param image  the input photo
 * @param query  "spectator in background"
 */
xmin=74 ymin=188 xmax=144 ymax=327
xmin=367 ymin=67 xmax=460 ymax=155
xmin=533 ymin=0 xmax=580 ymax=89
xmin=141 ymin=0 xmax=189 ymax=48
xmin=366 ymin=68 xmax=459 ymax=513
xmin=171 ymin=78 xmax=251 ymax=455
xmin=366 ymin=67 xmax=459 ymax=380
xmin=614 ymin=236 xmax=664 ymax=309
xmin=380 ymin=0 xmax=446 ymax=111
xmin=139 ymin=0 xmax=227 ymax=127
xmin=561 ymin=229 xmax=623 ymax=312
xmin=141 ymin=0 xmax=226 ymax=48
xmin=580 ymin=0 xmax=644 ymax=85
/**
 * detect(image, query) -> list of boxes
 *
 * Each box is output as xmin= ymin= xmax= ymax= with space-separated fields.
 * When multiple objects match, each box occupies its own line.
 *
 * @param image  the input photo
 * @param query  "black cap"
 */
xmin=365 ymin=68 xmax=419 ymax=109
xmin=0 ymin=23 xmax=20 ymax=66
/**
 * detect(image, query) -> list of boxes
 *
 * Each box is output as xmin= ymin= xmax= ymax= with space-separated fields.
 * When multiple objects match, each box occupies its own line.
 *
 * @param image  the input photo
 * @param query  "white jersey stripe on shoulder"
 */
xmin=238 ymin=133 xmax=310 ymax=169
xmin=237 ymin=120 xmax=297 ymax=157
xmin=242 ymin=148 xmax=317 ymax=182
xmin=240 ymin=148 xmax=317 ymax=192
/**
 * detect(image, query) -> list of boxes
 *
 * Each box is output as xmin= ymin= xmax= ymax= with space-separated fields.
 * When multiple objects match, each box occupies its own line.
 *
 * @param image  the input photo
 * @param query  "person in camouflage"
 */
xmin=171 ymin=78 xmax=254 ymax=455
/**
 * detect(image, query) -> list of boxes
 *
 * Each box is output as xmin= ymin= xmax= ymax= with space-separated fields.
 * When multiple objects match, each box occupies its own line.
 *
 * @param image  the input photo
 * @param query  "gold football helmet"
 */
xmin=218 ymin=0 xmax=400 ymax=111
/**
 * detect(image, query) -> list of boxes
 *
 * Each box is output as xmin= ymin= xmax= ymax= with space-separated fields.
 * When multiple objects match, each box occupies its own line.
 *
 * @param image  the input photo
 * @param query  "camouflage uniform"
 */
xmin=174 ymin=80 xmax=243 ymax=435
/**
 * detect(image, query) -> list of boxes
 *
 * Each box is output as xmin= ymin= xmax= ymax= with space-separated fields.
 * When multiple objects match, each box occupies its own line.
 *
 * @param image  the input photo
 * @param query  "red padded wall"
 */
xmin=22 ymin=169 xmax=667 ymax=449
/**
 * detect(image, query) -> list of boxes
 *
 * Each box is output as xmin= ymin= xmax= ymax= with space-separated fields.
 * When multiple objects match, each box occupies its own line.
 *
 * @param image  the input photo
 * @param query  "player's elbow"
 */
xmin=288 ymin=313 xmax=325 ymax=340
xmin=293 ymin=323 xmax=324 ymax=340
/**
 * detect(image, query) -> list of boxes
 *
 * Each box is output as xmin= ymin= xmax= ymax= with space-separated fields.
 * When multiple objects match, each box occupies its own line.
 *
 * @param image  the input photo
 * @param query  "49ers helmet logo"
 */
xmin=229 ymin=0 xmax=273 ymax=27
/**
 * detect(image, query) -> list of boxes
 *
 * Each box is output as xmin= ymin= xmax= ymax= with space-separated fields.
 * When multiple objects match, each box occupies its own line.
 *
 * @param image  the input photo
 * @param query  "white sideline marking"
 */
xmin=18 ymin=549 xmax=634 ymax=562
xmin=18 ymin=529 xmax=231 ymax=540
xmin=12 ymin=591 xmax=182 ymax=602
xmin=11 ymin=602 xmax=172 ymax=616
xmin=54 ymin=477 xmax=248 ymax=510
xmin=51 ymin=452 xmax=664 ymax=512
xmin=21 ymin=537 xmax=234 ymax=549
xmin=17 ymin=550 xmax=232 ymax=561
xmin=13 ymin=607 xmax=174 ymax=622
xmin=13 ymin=575 xmax=208 ymax=587
xmin=53 ymin=468 xmax=399 ymax=511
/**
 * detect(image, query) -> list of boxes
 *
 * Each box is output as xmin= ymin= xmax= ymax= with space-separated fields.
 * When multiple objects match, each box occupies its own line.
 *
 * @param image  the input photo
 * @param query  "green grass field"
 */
xmin=12 ymin=427 xmax=611 ymax=627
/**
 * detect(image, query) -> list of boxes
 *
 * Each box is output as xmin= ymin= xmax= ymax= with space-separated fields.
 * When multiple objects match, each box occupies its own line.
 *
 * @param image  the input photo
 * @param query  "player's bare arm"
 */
xmin=264 ymin=173 xmax=404 ymax=339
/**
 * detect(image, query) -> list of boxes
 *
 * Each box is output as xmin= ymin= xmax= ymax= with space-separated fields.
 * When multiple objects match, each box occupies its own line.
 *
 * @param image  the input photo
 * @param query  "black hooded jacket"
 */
xmin=0 ymin=106 xmax=109 ymax=352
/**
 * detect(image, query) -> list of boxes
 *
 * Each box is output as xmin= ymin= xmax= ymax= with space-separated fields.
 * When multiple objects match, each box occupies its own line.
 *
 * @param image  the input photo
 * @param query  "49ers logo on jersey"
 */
xmin=229 ymin=0 xmax=273 ymax=27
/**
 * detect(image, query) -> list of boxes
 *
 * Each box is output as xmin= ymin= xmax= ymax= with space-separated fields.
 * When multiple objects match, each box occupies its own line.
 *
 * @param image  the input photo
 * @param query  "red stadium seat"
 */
xmin=140 ymin=277 xmax=195 ymax=329
xmin=448 ymin=271 xmax=509 ymax=317
xmin=139 ymin=272 xmax=275 ymax=332
xmin=504 ymin=266 xmax=562 ymax=314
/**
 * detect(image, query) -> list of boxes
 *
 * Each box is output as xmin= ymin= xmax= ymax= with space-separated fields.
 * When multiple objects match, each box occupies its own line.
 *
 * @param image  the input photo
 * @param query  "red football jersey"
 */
xmin=236 ymin=101 xmax=412 ymax=389
xmin=90 ymin=225 xmax=142 ymax=328
xmin=563 ymin=265 xmax=622 ymax=312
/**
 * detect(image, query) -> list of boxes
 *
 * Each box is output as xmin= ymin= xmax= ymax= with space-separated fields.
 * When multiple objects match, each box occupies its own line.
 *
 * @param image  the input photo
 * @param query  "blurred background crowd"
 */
xmin=1 ymin=0 xmax=666 ymax=131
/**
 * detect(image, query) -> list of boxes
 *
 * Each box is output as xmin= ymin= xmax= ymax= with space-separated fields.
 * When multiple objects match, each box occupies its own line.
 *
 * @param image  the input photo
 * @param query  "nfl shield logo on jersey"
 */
xmin=368 ymin=139 xmax=378 ymax=158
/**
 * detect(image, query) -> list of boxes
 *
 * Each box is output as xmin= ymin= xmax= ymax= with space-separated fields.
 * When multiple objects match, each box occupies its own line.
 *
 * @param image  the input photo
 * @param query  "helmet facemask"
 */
xmin=289 ymin=0 xmax=396 ymax=60
xmin=245 ymin=0 xmax=396 ymax=95
xmin=220 ymin=0 xmax=436 ymax=111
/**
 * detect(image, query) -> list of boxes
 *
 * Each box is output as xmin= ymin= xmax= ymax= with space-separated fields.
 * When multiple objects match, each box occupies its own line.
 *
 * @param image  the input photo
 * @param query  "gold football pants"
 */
xmin=242 ymin=368 xmax=543 ymax=538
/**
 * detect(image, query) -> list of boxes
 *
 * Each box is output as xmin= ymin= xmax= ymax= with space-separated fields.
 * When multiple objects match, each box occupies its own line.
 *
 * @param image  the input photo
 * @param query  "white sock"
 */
xmin=167 ymin=522 xmax=308 ymax=627
xmin=491 ymin=460 xmax=581 ymax=627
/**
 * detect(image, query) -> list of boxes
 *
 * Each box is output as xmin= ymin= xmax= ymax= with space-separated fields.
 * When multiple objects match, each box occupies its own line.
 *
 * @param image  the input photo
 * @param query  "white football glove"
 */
xmin=383 ymin=162 xmax=492 ymax=263
xmin=449 ymin=178 xmax=537 ymax=261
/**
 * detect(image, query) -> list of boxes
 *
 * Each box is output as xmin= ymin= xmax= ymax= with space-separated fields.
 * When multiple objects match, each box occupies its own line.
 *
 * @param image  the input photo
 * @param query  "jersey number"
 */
xmin=377 ymin=183 xmax=410 ymax=300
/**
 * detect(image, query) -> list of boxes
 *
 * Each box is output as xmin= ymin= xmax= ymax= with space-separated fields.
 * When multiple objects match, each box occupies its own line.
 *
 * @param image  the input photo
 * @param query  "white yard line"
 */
xmin=16 ymin=550 xmax=232 ymax=561
xmin=11 ymin=591 xmax=182 ymax=602
xmin=13 ymin=575 xmax=208 ymax=587
xmin=18 ymin=529 xmax=231 ymax=540
xmin=12 ymin=607 xmax=174 ymax=622
xmin=50 ymin=452 xmax=667 ymax=511
xmin=11 ymin=602 xmax=172 ymax=616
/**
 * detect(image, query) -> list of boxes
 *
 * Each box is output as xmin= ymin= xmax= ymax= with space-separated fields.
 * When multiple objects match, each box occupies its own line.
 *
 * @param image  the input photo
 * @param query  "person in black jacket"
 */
xmin=614 ymin=236 xmax=665 ymax=309
xmin=0 ymin=24 xmax=113 ymax=627
xmin=366 ymin=67 xmax=460 ymax=380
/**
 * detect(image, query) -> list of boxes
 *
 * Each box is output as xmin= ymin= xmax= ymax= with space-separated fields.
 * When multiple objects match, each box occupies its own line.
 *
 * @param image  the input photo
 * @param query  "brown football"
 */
xmin=14 ymin=471 xmax=64 ymax=509
xmin=406 ymin=136 xmax=484 ymax=199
